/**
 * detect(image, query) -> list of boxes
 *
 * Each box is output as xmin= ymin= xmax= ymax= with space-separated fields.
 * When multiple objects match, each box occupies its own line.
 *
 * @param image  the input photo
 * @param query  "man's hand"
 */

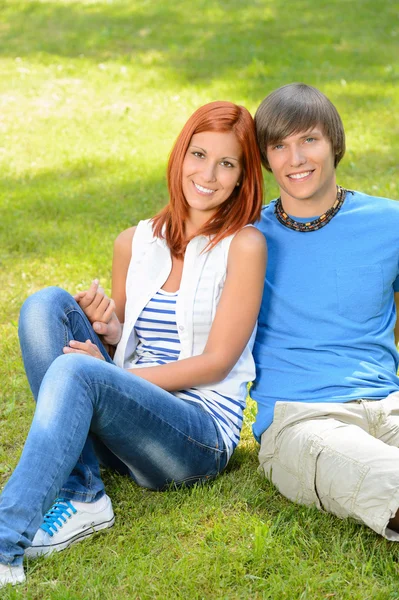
xmin=74 ymin=280 xmax=122 ymax=346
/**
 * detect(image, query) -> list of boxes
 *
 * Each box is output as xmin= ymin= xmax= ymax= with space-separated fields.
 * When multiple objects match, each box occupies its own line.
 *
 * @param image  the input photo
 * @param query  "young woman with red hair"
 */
xmin=0 ymin=102 xmax=266 ymax=588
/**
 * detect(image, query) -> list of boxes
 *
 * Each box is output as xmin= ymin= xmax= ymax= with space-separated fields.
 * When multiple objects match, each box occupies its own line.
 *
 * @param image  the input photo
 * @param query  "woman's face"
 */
xmin=181 ymin=130 xmax=243 ymax=222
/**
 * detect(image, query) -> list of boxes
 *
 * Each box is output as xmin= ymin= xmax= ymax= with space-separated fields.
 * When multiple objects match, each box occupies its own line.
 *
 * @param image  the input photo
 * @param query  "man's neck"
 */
xmin=280 ymin=181 xmax=338 ymax=218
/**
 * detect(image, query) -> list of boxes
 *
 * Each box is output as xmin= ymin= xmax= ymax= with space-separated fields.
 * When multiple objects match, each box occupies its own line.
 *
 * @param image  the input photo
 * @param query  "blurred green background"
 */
xmin=1 ymin=1 xmax=399 ymax=598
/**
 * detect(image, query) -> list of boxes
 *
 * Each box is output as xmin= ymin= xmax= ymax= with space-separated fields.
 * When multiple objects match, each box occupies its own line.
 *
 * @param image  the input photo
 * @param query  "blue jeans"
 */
xmin=0 ymin=287 xmax=227 ymax=566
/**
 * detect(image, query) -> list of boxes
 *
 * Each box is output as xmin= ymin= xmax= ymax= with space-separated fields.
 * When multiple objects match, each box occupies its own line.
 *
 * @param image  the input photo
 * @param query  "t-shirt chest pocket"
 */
xmin=335 ymin=265 xmax=383 ymax=323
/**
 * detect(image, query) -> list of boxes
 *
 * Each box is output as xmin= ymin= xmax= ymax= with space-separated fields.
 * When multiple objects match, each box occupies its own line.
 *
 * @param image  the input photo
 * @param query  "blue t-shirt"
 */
xmin=252 ymin=190 xmax=399 ymax=442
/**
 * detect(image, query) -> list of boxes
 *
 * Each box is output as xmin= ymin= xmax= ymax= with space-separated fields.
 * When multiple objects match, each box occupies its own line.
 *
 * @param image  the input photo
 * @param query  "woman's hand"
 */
xmin=74 ymin=280 xmax=122 ymax=346
xmin=74 ymin=279 xmax=114 ymax=323
xmin=63 ymin=339 xmax=105 ymax=361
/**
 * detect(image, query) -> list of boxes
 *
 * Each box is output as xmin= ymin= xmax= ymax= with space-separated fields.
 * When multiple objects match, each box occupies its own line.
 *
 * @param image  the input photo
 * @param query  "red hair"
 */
xmin=151 ymin=101 xmax=264 ymax=257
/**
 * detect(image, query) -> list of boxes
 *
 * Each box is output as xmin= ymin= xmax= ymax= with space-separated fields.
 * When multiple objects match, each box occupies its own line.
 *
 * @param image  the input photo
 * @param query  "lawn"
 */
xmin=1 ymin=0 xmax=399 ymax=598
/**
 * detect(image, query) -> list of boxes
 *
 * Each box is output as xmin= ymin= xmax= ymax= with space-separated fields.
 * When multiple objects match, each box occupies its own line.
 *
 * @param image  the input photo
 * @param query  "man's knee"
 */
xmin=259 ymin=417 xmax=364 ymax=510
xmin=259 ymin=416 xmax=399 ymax=538
xmin=261 ymin=421 xmax=328 ymax=508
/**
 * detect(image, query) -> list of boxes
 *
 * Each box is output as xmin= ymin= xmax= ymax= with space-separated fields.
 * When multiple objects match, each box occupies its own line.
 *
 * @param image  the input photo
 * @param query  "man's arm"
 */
xmin=395 ymin=292 xmax=399 ymax=347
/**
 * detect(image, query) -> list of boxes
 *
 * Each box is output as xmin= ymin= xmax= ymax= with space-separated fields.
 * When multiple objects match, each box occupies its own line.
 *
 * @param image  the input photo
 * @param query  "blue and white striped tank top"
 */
xmin=135 ymin=289 xmax=180 ymax=366
xmin=134 ymin=290 xmax=243 ymax=457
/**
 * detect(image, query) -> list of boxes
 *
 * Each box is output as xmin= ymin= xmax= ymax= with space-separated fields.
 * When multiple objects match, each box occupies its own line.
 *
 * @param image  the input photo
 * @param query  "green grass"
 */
xmin=1 ymin=0 xmax=399 ymax=597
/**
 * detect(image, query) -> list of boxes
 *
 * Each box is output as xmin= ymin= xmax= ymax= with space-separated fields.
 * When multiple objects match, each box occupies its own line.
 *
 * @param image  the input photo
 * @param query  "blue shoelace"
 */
xmin=40 ymin=498 xmax=77 ymax=537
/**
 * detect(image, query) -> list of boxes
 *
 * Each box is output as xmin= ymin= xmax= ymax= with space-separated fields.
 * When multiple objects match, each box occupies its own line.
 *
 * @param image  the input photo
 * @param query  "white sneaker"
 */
xmin=25 ymin=495 xmax=114 ymax=558
xmin=0 ymin=563 xmax=26 ymax=588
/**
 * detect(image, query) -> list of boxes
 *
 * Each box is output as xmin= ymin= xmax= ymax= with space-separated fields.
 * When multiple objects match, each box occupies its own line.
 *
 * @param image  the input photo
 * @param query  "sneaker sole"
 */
xmin=0 ymin=574 xmax=26 ymax=589
xmin=0 ymin=569 xmax=26 ymax=589
xmin=25 ymin=515 xmax=115 ymax=559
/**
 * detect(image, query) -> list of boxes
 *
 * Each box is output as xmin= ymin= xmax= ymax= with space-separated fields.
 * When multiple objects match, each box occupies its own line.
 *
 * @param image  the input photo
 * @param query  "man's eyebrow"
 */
xmin=268 ymin=128 xmax=322 ymax=145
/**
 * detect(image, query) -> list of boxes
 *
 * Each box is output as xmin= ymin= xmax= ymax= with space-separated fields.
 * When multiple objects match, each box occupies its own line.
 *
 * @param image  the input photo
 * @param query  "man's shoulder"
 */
xmin=254 ymin=190 xmax=399 ymax=234
xmin=259 ymin=200 xmax=277 ymax=215
xmin=349 ymin=189 xmax=399 ymax=214
xmin=255 ymin=200 xmax=276 ymax=233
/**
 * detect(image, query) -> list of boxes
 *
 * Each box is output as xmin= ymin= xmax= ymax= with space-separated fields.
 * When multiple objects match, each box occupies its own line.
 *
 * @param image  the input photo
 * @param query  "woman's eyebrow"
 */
xmin=189 ymin=145 xmax=207 ymax=152
xmin=189 ymin=145 xmax=240 ymax=162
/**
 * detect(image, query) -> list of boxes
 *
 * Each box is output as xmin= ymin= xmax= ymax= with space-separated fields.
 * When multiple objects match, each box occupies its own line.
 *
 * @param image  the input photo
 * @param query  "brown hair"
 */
xmin=255 ymin=83 xmax=345 ymax=171
xmin=152 ymin=101 xmax=263 ymax=258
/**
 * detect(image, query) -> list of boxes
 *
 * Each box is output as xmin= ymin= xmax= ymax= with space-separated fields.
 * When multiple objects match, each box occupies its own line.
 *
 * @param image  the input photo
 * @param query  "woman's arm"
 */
xmin=73 ymin=227 xmax=135 ymax=345
xmin=111 ymin=226 xmax=136 ymax=323
xmin=130 ymin=227 xmax=267 ymax=391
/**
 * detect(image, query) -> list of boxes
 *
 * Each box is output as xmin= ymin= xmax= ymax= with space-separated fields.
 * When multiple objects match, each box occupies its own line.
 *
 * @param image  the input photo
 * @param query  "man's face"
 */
xmin=266 ymin=127 xmax=336 ymax=207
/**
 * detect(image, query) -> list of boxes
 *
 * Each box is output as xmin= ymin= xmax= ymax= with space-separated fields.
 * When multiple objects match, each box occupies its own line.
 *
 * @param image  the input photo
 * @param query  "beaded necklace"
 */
xmin=274 ymin=185 xmax=349 ymax=232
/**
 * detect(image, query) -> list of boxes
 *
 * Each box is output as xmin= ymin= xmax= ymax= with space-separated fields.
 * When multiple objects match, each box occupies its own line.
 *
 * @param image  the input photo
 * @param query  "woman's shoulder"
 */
xmin=114 ymin=219 xmax=159 ymax=259
xmin=114 ymin=226 xmax=137 ymax=252
xmin=223 ymin=226 xmax=267 ymax=272
xmin=229 ymin=225 xmax=266 ymax=254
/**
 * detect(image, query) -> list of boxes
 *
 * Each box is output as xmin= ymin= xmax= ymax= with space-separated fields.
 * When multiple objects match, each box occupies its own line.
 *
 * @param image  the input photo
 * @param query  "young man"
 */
xmin=252 ymin=83 xmax=399 ymax=540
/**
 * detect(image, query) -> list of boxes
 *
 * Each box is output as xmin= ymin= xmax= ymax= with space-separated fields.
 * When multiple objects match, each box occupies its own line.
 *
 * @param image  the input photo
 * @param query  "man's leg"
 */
xmin=363 ymin=393 xmax=399 ymax=533
xmin=259 ymin=401 xmax=399 ymax=540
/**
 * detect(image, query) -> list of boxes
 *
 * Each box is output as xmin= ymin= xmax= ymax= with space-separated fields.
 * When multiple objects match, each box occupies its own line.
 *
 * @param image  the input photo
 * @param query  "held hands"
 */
xmin=74 ymin=279 xmax=122 ymax=346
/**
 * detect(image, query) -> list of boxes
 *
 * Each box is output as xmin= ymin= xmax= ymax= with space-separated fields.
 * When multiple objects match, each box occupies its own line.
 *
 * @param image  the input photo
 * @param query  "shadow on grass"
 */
xmin=1 ymin=142 xmax=397 ymax=266
xmin=1 ymin=0 xmax=397 ymax=100
xmin=0 ymin=159 xmax=167 ymax=262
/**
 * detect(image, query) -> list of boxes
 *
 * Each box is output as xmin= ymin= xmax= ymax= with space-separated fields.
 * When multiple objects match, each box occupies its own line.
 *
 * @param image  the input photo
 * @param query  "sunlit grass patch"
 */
xmin=1 ymin=0 xmax=399 ymax=598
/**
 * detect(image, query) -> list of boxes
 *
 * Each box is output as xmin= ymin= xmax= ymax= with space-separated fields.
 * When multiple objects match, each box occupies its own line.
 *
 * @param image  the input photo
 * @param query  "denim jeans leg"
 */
xmin=0 ymin=353 xmax=227 ymax=566
xmin=18 ymin=286 xmax=113 ymax=502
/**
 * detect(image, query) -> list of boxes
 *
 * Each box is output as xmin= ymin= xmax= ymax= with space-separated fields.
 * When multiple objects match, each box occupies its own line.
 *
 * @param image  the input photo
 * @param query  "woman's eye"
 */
xmin=221 ymin=161 xmax=234 ymax=168
xmin=192 ymin=151 xmax=204 ymax=158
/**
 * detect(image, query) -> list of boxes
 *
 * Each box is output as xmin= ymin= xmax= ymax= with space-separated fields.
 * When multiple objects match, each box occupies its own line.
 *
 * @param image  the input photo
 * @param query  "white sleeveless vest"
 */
xmin=114 ymin=219 xmax=256 ymax=415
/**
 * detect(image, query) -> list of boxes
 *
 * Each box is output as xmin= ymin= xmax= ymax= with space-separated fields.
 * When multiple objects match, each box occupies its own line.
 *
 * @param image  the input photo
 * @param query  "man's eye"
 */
xmin=305 ymin=137 xmax=316 ymax=143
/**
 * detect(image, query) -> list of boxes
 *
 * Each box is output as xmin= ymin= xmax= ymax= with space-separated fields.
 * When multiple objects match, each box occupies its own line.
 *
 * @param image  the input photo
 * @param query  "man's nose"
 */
xmin=289 ymin=145 xmax=306 ymax=167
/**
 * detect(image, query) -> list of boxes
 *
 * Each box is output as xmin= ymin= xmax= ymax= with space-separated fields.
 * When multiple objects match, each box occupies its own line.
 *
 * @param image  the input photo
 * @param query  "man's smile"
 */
xmin=287 ymin=170 xmax=314 ymax=181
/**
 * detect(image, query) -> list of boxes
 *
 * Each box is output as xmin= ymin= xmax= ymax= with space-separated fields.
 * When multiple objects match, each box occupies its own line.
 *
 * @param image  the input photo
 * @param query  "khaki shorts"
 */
xmin=258 ymin=392 xmax=399 ymax=540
